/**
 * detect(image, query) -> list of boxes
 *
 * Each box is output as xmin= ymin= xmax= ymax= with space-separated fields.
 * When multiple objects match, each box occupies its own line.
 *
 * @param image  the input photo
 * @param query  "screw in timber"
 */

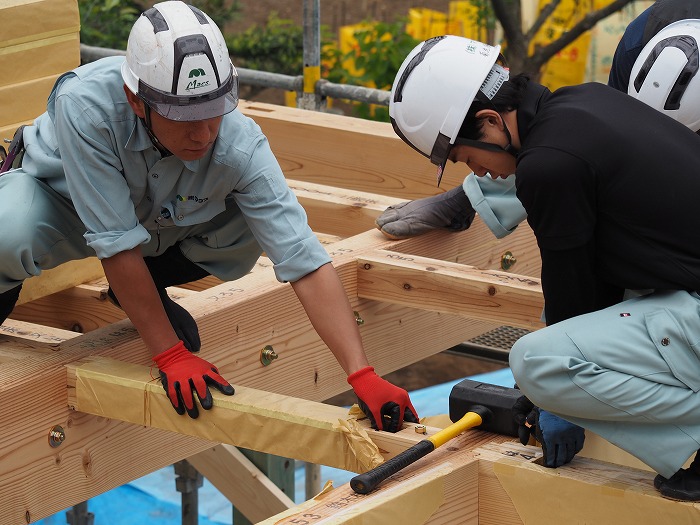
xmin=260 ymin=345 xmax=279 ymax=366
xmin=353 ymin=311 xmax=364 ymax=326
xmin=48 ymin=425 xmax=65 ymax=448
xmin=501 ymin=251 xmax=517 ymax=271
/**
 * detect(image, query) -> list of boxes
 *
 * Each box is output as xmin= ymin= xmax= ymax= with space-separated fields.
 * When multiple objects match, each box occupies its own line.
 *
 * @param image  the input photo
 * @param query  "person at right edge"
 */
xmin=378 ymin=2 xmax=700 ymax=502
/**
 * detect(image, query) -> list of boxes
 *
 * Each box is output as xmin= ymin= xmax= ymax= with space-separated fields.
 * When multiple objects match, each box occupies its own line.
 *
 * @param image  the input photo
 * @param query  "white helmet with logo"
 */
xmin=122 ymin=0 xmax=238 ymax=121
xmin=628 ymin=19 xmax=700 ymax=131
xmin=389 ymin=35 xmax=509 ymax=184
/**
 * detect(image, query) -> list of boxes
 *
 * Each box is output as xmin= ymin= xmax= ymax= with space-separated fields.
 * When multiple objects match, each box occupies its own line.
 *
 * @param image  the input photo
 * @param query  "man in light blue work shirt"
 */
xmin=0 ymin=1 xmax=418 ymax=428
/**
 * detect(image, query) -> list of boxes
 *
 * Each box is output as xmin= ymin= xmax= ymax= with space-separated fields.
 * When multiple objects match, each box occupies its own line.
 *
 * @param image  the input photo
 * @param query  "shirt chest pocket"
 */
xmin=172 ymin=196 xmax=225 ymax=224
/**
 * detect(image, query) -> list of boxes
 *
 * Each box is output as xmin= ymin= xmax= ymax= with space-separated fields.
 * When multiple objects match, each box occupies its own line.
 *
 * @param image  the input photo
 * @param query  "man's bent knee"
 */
xmin=509 ymin=327 xmax=575 ymax=406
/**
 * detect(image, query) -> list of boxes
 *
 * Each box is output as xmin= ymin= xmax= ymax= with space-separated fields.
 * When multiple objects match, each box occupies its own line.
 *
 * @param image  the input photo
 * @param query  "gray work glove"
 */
xmin=375 ymin=185 xmax=475 ymax=239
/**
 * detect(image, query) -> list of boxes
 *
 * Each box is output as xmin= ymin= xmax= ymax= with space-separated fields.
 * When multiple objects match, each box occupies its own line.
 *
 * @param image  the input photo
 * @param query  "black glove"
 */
xmin=513 ymin=396 xmax=585 ymax=468
xmin=156 ymin=288 xmax=201 ymax=353
xmin=375 ymin=185 xmax=476 ymax=239
xmin=109 ymin=244 xmax=208 ymax=352
xmin=0 ymin=283 xmax=23 ymax=325
xmin=107 ymin=287 xmax=201 ymax=353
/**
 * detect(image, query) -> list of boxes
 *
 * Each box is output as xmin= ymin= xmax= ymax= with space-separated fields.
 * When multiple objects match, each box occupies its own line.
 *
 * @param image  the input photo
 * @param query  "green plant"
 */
xmin=227 ymin=13 xmax=306 ymax=76
xmin=192 ymin=0 xmax=241 ymax=27
xmin=78 ymin=0 xmax=241 ymax=50
xmin=227 ymin=12 xmax=337 ymax=74
xmin=78 ymin=0 xmax=141 ymax=49
xmin=324 ymin=18 xmax=420 ymax=121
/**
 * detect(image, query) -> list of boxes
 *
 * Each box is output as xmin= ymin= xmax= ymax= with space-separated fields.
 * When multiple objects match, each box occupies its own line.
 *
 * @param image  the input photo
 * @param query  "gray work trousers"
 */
xmin=511 ymin=289 xmax=700 ymax=478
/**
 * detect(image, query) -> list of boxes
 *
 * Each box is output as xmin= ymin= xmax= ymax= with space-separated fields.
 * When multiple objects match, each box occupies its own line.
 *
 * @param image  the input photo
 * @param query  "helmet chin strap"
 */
xmin=501 ymin=118 xmax=519 ymax=156
xmin=140 ymin=103 xmax=173 ymax=157
xmin=454 ymin=115 xmax=519 ymax=157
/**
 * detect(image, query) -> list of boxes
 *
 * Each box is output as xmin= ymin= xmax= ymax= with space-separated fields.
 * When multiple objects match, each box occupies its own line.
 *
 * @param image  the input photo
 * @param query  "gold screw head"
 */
xmin=260 ymin=345 xmax=279 ymax=366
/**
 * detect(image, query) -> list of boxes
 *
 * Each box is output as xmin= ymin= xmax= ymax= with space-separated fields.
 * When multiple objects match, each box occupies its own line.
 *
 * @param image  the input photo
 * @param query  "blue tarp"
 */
xmin=35 ymin=367 xmax=514 ymax=525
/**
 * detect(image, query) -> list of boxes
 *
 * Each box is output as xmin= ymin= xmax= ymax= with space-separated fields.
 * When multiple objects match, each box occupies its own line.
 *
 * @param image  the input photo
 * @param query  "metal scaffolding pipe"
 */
xmin=300 ymin=0 xmax=323 ymax=110
xmin=316 ymin=79 xmax=390 ymax=106
xmin=79 ymin=44 xmax=389 ymax=108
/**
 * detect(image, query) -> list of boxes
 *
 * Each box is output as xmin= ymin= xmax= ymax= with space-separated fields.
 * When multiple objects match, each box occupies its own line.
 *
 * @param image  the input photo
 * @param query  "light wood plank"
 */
xmin=0 ymin=318 xmax=79 ymax=346
xmin=357 ymin=250 xmax=545 ymax=331
xmin=260 ymin=440 xmax=700 ymax=524
xmin=18 ymin=257 xmax=104 ymax=305
xmin=257 ymin=431 xmax=510 ymax=525
xmin=188 ymin=444 xmax=295 ymax=523
xmin=289 ymin=179 xmax=402 ymax=238
xmin=239 ymin=100 xmax=468 ymax=199
xmin=476 ymin=442 xmax=700 ymax=524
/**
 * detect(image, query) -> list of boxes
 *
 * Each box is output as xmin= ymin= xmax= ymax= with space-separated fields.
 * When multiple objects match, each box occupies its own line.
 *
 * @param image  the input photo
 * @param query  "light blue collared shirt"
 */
xmin=20 ymin=56 xmax=330 ymax=282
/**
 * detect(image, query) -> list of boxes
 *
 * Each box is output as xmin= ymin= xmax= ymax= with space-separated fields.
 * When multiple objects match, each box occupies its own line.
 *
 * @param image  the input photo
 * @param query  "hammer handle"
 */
xmin=350 ymin=440 xmax=434 ymax=494
xmin=350 ymin=411 xmax=484 ymax=494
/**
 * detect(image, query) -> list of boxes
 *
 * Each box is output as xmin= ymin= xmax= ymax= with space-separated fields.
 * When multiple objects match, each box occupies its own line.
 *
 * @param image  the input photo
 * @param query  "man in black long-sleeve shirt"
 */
xmin=389 ymin=34 xmax=700 ymax=500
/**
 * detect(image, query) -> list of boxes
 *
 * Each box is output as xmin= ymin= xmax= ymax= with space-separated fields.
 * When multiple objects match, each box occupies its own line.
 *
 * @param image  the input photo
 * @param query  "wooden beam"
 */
xmin=0 ymin=215 xmax=541 ymax=524
xmin=18 ymin=257 xmax=104 ymax=305
xmin=289 ymin=179 xmax=402 ymax=238
xmin=239 ymin=100 xmax=468 ymax=199
xmin=188 ymin=444 xmax=295 ymax=523
xmin=0 ymin=318 xmax=79 ymax=346
xmin=475 ymin=442 xmax=700 ymax=525
xmin=257 ymin=431 xmax=510 ymax=525
xmin=259 ymin=440 xmax=700 ymax=524
xmin=11 ymin=280 xmax=124 ymax=332
xmin=66 ymin=356 xmax=437 ymax=473
xmin=357 ymin=250 xmax=545 ymax=330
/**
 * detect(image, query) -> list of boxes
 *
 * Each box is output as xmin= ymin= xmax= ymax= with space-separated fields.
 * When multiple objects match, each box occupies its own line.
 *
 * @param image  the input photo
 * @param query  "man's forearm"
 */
xmin=291 ymin=263 xmax=369 ymax=375
xmin=102 ymin=247 xmax=179 ymax=355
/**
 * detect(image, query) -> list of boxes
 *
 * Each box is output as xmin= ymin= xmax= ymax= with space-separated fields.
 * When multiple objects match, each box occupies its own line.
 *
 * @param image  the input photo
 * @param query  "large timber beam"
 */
xmin=187 ymin=445 xmax=296 ymax=523
xmin=5 ymin=226 xmax=530 ymax=524
xmin=259 ymin=441 xmax=700 ymax=525
xmin=66 ymin=356 xmax=436 ymax=474
xmin=238 ymin=100 xmax=469 ymax=199
xmin=288 ymin=179 xmax=402 ymax=238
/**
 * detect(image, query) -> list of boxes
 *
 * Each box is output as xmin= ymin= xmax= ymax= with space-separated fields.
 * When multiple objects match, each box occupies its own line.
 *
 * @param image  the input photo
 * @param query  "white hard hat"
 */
xmin=629 ymin=19 xmax=700 ymax=131
xmin=121 ymin=0 xmax=238 ymax=121
xmin=389 ymin=35 xmax=509 ymax=184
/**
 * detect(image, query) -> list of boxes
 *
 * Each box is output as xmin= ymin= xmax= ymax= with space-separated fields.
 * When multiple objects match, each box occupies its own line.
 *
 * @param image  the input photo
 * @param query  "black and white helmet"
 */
xmin=389 ymin=36 xmax=509 ymax=184
xmin=629 ymin=19 xmax=700 ymax=131
xmin=121 ymin=1 xmax=238 ymax=121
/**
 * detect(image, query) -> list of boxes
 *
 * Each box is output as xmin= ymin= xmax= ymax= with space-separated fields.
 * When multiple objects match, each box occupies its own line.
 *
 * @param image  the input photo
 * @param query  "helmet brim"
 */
xmin=150 ymin=90 xmax=238 ymax=121
xmin=136 ymin=66 xmax=239 ymax=121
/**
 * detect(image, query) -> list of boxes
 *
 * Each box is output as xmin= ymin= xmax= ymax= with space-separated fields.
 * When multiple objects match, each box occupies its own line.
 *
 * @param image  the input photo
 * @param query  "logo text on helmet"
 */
xmin=186 ymin=68 xmax=210 ymax=91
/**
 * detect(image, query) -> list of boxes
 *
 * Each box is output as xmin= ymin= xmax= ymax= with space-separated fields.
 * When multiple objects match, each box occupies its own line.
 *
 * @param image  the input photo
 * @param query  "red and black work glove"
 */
xmin=153 ymin=341 xmax=235 ymax=419
xmin=347 ymin=366 xmax=419 ymax=432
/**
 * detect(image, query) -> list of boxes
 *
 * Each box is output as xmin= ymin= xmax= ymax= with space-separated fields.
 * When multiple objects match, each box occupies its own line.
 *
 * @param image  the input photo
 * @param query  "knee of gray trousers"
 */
xmin=509 ymin=328 xmax=569 ymax=409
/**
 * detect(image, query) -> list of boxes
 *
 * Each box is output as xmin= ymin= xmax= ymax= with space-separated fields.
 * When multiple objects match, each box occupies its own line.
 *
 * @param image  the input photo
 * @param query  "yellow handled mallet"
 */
xmin=350 ymin=379 xmax=521 ymax=494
